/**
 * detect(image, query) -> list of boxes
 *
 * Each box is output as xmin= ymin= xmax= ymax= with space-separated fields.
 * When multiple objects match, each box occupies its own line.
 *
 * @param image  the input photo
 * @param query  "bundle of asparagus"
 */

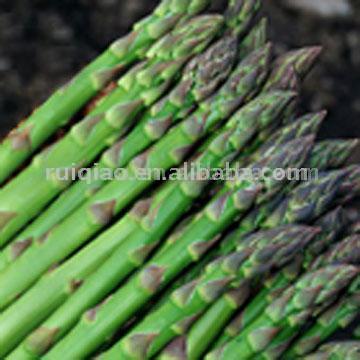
xmin=0 ymin=0 xmax=358 ymax=359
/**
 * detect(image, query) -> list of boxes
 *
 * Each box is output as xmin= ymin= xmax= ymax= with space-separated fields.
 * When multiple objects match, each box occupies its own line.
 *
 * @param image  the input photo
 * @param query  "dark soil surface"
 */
xmin=1 ymin=0 xmax=359 ymax=148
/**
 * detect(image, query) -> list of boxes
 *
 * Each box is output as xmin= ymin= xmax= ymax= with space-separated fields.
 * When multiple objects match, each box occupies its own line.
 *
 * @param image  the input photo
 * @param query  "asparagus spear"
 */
xmin=304 ymin=341 xmax=360 ymax=360
xmin=247 ymin=45 xmax=323 ymax=146
xmin=309 ymin=234 xmax=360 ymax=270
xmin=0 ymin=46 xmax=271 ymax=356
xmin=0 ymin=33 xmax=239 ymax=273
xmin=338 ymin=165 xmax=360 ymax=204
xmin=307 ymin=139 xmax=359 ymax=170
xmin=248 ymin=111 xmax=326 ymax=164
xmin=260 ymin=242 xmax=360 ymax=359
xmin=0 ymin=15 xmax=224 ymax=247
xmin=0 ymin=0 xmax=212 ymax=185
xmin=42 ymin=187 xmax=260 ymax=358
xmin=42 ymin=131 xmax=315 ymax=359
xmin=155 ymin=226 xmax=319 ymax=360
xmin=238 ymin=17 xmax=267 ymax=59
xmin=8 ymin=90 xmax=294 ymax=359
xmin=39 ymin=130 xmax=303 ymax=358
xmin=262 ymin=169 xmax=346 ymax=228
xmin=0 ymin=0 xmax=264 ymax=267
xmin=205 ymin=265 xmax=359 ymax=360
xmin=264 ymin=46 xmax=322 ymax=91
xmin=285 ymin=275 xmax=360 ymax=357
xmin=213 ymin=194 xmax=349 ymax=348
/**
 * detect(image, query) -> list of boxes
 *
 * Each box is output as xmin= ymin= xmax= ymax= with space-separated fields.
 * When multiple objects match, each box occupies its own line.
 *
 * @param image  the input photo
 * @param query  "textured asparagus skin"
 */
xmin=213 ymin=198 xmax=349 ymax=348
xmin=156 ymin=227 xmax=319 ymax=360
xmin=0 ymin=0 xmax=264 ymax=268
xmin=150 ymin=135 xmax=317 ymax=358
xmin=304 ymin=341 xmax=360 ymax=360
xmin=233 ymin=45 xmax=322 ymax=166
xmin=307 ymin=139 xmax=359 ymax=170
xmin=260 ymin=254 xmax=360 ymax=359
xmin=0 ymin=34 xmax=239 ymax=273
xmin=10 ymin=91 xmax=294 ymax=359
xmin=238 ymin=18 xmax=267 ymax=59
xmin=0 ymin=15 xmax=224 ymax=248
xmin=263 ymin=169 xmax=346 ymax=229
xmin=338 ymin=164 xmax=360 ymax=204
xmin=0 ymin=14 xmax=270 ymax=272
xmin=46 ymin=133 xmax=313 ymax=359
xmin=43 ymin=187 xmax=261 ymax=359
xmin=309 ymin=234 xmax=360 ymax=270
xmin=205 ymin=265 xmax=359 ymax=360
xmin=264 ymin=46 xmax=322 ymax=91
xmin=0 ymin=0 xmax=211 ymax=185
xmin=0 ymin=45 xmax=271 ymax=355
xmin=248 ymin=111 xmax=326 ymax=164
xmin=285 ymin=277 xmax=360 ymax=357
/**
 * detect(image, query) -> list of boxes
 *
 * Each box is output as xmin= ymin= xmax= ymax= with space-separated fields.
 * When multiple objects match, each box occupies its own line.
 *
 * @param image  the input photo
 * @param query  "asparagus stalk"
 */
xmin=247 ymin=111 xmax=326 ymax=164
xmin=304 ymin=341 xmax=360 ymax=360
xmin=213 ymin=194 xmax=349 ymax=348
xmin=42 ymin=187 xmax=261 ymax=358
xmin=43 ymin=132 xmax=314 ymax=359
xmin=307 ymin=139 xmax=359 ymax=170
xmin=238 ymin=17 xmax=267 ymax=59
xmin=205 ymin=265 xmax=359 ymax=360
xmin=8 ymin=90 xmax=294 ymax=359
xmin=309 ymin=234 xmax=360 ymax=270
xmin=0 ymin=15 xmax=224 ymax=247
xmin=39 ymin=130 xmax=305 ymax=358
xmin=0 ymin=0 xmax=264 ymax=269
xmin=285 ymin=276 xmax=360 ymax=357
xmin=260 ymin=246 xmax=360 ymax=359
xmin=338 ymin=165 xmax=360 ymax=204
xmin=264 ymin=46 xmax=322 ymax=91
xmin=262 ymin=169 xmax=346 ymax=229
xmin=0 ymin=0 xmax=212 ymax=184
xmin=0 ymin=46 xmax=271 ymax=356
xmin=0 ymin=33 xmax=239 ymax=273
xmin=156 ymin=226 xmax=319 ymax=360
xmin=231 ymin=45 xmax=322 ymax=166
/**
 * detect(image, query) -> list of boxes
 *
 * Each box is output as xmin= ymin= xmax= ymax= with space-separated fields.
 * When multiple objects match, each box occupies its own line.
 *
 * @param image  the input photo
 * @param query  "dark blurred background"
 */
xmin=0 ymin=0 xmax=359 ymax=146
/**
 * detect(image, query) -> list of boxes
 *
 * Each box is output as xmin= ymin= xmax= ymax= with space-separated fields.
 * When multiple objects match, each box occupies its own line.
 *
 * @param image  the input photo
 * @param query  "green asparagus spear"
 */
xmin=229 ymin=46 xmax=322 ymax=167
xmin=248 ymin=111 xmax=326 ymax=164
xmin=8 ymin=90 xmax=294 ymax=359
xmin=307 ymin=139 xmax=359 ymax=170
xmin=304 ymin=341 xmax=360 ymax=360
xmin=0 ymin=15 xmax=223 ymax=247
xmin=0 ymin=0 xmax=211 ymax=184
xmin=263 ymin=169 xmax=346 ymax=229
xmin=0 ymin=2 xmax=269 ymax=272
xmin=213 ymin=195 xmax=349 ymax=348
xmin=0 ymin=33 xmax=239 ymax=273
xmin=238 ymin=17 xmax=267 ymax=59
xmin=260 ymin=245 xmax=360 ymax=359
xmin=264 ymin=46 xmax=322 ymax=91
xmin=0 ymin=45 xmax=271 ymax=356
xmin=309 ymin=234 xmax=360 ymax=270
xmin=156 ymin=226 xmax=319 ymax=360
xmin=338 ymin=165 xmax=360 ymax=204
xmin=205 ymin=265 xmax=359 ymax=360
xmin=285 ymin=276 xmax=360 ymax=357
xmin=42 ymin=187 xmax=261 ymax=359
xmin=42 ymin=131 xmax=315 ymax=359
